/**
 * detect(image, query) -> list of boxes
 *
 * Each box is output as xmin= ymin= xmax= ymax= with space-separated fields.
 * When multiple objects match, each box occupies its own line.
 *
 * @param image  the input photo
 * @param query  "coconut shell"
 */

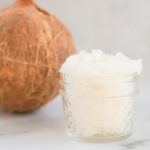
xmin=0 ymin=0 xmax=76 ymax=112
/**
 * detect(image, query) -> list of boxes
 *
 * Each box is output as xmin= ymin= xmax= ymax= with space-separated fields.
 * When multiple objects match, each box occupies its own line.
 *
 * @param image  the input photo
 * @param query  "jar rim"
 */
xmin=61 ymin=72 xmax=138 ymax=78
xmin=61 ymin=72 xmax=138 ymax=85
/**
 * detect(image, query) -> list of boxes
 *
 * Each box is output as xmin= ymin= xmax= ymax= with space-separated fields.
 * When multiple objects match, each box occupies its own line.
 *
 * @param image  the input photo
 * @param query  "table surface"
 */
xmin=0 ymin=84 xmax=150 ymax=150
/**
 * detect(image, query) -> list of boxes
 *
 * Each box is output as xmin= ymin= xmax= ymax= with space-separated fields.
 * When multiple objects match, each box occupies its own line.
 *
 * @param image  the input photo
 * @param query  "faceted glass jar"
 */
xmin=60 ymin=74 xmax=138 ymax=142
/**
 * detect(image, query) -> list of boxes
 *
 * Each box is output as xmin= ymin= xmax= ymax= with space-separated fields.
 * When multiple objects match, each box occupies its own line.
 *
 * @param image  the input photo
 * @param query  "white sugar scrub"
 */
xmin=60 ymin=50 xmax=142 ymax=142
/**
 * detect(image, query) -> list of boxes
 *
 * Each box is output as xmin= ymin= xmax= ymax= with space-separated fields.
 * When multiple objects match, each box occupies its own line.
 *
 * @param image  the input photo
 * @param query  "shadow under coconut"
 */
xmin=0 ymin=97 xmax=64 ymax=136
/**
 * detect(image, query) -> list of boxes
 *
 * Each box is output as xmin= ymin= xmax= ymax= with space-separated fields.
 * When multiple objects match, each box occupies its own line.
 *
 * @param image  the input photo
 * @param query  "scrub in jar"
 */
xmin=60 ymin=50 xmax=142 ymax=142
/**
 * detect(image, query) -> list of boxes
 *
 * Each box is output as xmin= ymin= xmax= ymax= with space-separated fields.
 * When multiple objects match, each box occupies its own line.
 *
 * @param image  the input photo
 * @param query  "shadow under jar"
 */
xmin=60 ymin=74 xmax=138 ymax=142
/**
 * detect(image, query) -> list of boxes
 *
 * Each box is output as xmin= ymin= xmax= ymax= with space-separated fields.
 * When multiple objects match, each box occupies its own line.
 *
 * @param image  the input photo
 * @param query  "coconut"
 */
xmin=0 ymin=0 xmax=76 ymax=112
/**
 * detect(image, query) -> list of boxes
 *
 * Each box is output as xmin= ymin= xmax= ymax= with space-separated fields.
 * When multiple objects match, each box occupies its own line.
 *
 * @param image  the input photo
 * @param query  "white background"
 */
xmin=0 ymin=0 xmax=149 ymax=83
xmin=0 ymin=0 xmax=150 ymax=150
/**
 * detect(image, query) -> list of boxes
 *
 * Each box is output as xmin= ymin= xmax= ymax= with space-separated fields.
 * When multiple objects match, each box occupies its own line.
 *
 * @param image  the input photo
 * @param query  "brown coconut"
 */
xmin=0 ymin=0 xmax=76 ymax=112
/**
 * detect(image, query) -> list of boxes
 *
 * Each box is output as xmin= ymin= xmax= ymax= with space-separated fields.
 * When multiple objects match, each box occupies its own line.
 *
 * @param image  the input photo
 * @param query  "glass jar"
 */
xmin=60 ymin=74 xmax=138 ymax=142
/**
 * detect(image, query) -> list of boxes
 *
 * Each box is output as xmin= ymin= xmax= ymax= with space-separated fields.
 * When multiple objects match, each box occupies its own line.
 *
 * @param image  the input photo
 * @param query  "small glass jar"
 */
xmin=60 ymin=74 xmax=138 ymax=142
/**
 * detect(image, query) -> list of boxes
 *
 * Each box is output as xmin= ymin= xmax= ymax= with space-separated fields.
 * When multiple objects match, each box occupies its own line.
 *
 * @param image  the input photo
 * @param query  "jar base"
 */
xmin=66 ymin=132 xmax=131 ymax=143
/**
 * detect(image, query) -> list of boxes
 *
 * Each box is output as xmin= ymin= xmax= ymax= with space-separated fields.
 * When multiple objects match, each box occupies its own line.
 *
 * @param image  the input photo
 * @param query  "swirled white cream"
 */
xmin=60 ymin=50 xmax=142 ymax=139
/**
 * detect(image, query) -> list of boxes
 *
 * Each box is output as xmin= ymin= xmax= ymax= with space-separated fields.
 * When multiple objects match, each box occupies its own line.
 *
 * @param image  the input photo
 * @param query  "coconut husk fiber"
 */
xmin=0 ymin=0 xmax=76 ymax=112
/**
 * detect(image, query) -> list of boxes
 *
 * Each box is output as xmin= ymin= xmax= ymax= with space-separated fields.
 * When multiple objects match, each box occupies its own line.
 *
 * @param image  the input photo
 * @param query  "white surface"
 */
xmin=0 ymin=84 xmax=150 ymax=150
xmin=0 ymin=0 xmax=150 ymax=149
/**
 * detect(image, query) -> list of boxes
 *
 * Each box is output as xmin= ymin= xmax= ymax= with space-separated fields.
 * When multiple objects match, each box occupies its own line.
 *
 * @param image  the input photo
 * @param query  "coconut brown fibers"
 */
xmin=0 ymin=0 xmax=76 ymax=112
